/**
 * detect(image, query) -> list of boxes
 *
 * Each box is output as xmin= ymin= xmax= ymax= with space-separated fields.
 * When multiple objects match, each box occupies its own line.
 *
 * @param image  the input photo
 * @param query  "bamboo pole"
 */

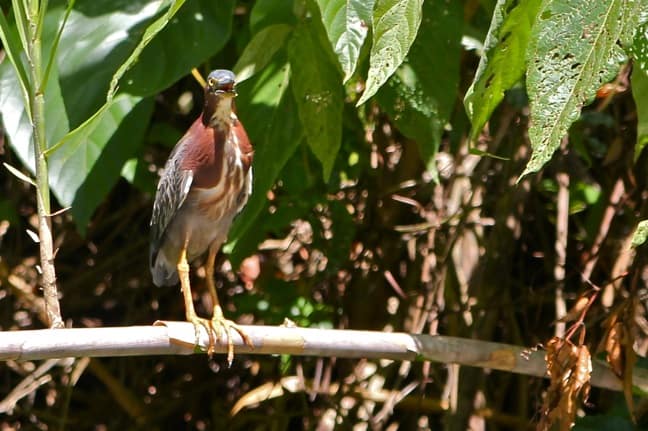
xmin=0 ymin=322 xmax=644 ymax=394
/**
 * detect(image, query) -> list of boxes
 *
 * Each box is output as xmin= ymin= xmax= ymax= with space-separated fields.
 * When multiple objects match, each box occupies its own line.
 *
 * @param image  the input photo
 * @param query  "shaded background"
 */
xmin=0 ymin=0 xmax=647 ymax=429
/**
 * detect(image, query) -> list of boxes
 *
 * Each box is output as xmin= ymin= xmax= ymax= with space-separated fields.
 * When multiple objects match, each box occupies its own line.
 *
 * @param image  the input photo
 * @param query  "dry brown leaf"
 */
xmin=537 ymin=337 xmax=592 ymax=431
xmin=599 ymin=302 xmax=638 ymax=422
xmin=604 ymin=321 xmax=624 ymax=377
xmin=558 ymin=295 xmax=591 ymax=324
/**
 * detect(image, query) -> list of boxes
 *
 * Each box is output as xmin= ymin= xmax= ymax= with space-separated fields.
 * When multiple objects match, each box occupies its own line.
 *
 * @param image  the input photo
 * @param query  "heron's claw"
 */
xmin=187 ymin=307 xmax=253 ymax=365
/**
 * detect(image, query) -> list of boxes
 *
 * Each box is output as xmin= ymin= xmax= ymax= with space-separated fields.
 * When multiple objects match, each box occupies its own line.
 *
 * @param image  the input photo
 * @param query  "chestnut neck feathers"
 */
xmin=202 ymin=91 xmax=235 ymax=131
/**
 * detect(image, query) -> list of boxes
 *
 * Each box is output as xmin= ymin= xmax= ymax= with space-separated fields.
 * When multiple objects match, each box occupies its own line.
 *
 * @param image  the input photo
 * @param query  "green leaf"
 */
xmin=68 ymin=97 xmax=154 ymax=231
xmin=632 ymin=66 xmax=648 ymax=160
xmin=47 ymin=94 xmax=149 ymax=213
xmin=233 ymin=24 xmax=293 ymax=83
xmin=227 ymin=58 xmax=303 ymax=260
xmin=464 ymin=0 xmax=543 ymax=143
xmin=118 ymin=0 xmax=234 ymax=97
xmin=631 ymin=219 xmax=648 ymax=247
xmin=250 ymin=0 xmax=296 ymax=34
xmin=0 ymin=3 xmax=32 ymax=112
xmin=356 ymin=0 xmax=423 ymax=106
xmin=376 ymin=66 xmax=442 ymax=179
xmin=316 ymin=0 xmax=374 ymax=82
xmin=57 ymin=0 xmax=165 ymax=127
xmin=377 ymin=0 xmax=462 ymax=180
xmin=630 ymin=12 xmax=648 ymax=73
xmin=288 ymin=23 xmax=343 ymax=180
xmin=522 ymin=0 xmax=631 ymax=178
xmin=107 ymin=0 xmax=188 ymax=100
xmin=0 ymin=59 xmax=69 ymax=173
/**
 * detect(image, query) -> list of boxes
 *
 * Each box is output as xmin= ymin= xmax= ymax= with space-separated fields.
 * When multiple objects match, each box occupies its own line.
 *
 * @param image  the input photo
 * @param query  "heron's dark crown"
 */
xmin=207 ymin=69 xmax=236 ymax=93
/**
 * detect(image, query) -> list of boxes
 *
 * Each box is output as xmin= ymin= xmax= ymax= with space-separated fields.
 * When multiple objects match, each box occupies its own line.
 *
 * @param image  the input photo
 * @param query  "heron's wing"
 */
xmin=149 ymin=143 xmax=194 ymax=262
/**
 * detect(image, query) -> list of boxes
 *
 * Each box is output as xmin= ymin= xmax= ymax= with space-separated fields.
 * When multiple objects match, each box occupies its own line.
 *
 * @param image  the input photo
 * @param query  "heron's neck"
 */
xmin=203 ymin=96 xmax=234 ymax=131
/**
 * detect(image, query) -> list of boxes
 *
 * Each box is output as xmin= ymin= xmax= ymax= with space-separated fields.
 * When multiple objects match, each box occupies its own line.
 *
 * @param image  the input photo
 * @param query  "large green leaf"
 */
xmin=58 ymin=0 xmax=232 ymax=127
xmin=249 ymin=0 xmax=296 ymax=34
xmin=0 ymin=56 xmax=69 ymax=176
xmin=522 ymin=0 xmax=633 ymax=177
xmin=227 ymin=58 xmax=303 ymax=259
xmin=377 ymin=0 xmax=462 ymax=180
xmin=52 ymin=0 xmax=227 ymax=228
xmin=632 ymin=66 xmax=648 ymax=159
xmin=47 ymin=95 xmax=149 ymax=209
xmin=464 ymin=0 xmax=542 ymax=143
xmin=233 ymin=24 xmax=293 ymax=83
xmin=57 ymin=0 xmax=166 ymax=127
xmin=69 ymin=98 xmax=153 ymax=231
xmin=628 ymin=6 xmax=647 ymax=72
xmin=288 ymin=22 xmax=343 ymax=180
xmin=118 ymin=0 xmax=234 ymax=97
xmin=0 ymin=4 xmax=32 ymax=116
xmin=629 ymin=16 xmax=647 ymax=159
xmin=356 ymin=0 xmax=423 ymax=106
xmin=316 ymin=0 xmax=374 ymax=82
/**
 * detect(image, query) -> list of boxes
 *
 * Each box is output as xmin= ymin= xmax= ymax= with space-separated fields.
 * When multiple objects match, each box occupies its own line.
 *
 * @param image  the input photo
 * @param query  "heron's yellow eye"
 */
xmin=208 ymin=77 xmax=217 ymax=87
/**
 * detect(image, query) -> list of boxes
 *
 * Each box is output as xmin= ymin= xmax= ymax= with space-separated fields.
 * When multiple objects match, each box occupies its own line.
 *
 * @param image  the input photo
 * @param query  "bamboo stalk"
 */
xmin=25 ymin=0 xmax=63 ymax=328
xmin=0 ymin=323 xmax=645 ymax=394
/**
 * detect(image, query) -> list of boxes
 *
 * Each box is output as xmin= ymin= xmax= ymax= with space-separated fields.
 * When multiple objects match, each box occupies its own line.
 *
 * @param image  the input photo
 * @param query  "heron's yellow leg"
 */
xmin=205 ymin=244 xmax=253 ymax=365
xmin=177 ymin=245 xmax=215 ymax=355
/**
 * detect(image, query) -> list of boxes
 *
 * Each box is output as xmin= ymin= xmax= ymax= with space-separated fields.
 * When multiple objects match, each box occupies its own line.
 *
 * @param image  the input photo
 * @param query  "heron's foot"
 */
xmin=210 ymin=305 xmax=253 ymax=366
xmin=187 ymin=307 xmax=253 ymax=365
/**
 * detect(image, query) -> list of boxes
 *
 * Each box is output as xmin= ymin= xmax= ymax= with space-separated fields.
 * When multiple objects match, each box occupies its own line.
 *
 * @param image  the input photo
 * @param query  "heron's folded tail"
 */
xmin=150 ymin=248 xmax=179 ymax=287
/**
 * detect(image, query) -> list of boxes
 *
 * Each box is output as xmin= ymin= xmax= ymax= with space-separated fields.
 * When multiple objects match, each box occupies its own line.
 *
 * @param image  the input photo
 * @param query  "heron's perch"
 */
xmin=0 ymin=322 xmax=644 ymax=394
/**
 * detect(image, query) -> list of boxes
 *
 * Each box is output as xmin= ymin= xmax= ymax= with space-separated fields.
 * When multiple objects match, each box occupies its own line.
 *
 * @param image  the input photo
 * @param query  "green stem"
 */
xmin=26 ymin=0 xmax=63 ymax=328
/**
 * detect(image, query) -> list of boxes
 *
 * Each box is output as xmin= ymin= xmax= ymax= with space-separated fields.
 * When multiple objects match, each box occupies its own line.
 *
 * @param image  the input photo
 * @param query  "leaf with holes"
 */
xmin=522 ymin=0 xmax=635 ymax=178
xmin=633 ymin=67 xmax=648 ymax=160
xmin=288 ymin=23 xmax=343 ymax=180
xmin=464 ymin=0 xmax=542 ymax=144
xmin=356 ymin=0 xmax=423 ymax=106
xmin=377 ymin=0 xmax=462 ymax=181
xmin=316 ymin=0 xmax=374 ymax=82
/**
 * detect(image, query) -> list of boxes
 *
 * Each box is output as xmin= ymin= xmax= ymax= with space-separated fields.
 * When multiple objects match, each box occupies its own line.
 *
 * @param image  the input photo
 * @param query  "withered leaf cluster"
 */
xmin=537 ymin=337 xmax=592 ymax=431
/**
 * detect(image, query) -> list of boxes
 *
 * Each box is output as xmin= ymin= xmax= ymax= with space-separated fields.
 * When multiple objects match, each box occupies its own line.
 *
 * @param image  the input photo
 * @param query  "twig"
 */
xmin=554 ymin=170 xmax=569 ymax=337
xmin=0 ymin=323 xmax=645 ymax=394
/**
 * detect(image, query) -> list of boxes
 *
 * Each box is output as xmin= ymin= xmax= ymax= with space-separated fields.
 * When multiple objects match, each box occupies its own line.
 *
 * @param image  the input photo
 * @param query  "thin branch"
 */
xmin=554 ymin=170 xmax=569 ymax=337
xmin=0 ymin=323 xmax=645 ymax=394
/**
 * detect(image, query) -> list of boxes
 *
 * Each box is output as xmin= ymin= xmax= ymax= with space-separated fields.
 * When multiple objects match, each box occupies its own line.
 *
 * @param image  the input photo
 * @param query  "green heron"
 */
xmin=150 ymin=69 xmax=253 ymax=362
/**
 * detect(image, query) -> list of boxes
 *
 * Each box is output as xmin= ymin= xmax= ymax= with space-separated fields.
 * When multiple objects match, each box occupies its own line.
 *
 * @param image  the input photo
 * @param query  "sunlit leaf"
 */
xmin=107 ymin=0 xmax=188 ymax=100
xmin=0 ymin=4 xmax=32 ymax=115
xmin=316 ymin=0 xmax=374 ymax=82
xmin=464 ymin=0 xmax=542 ymax=143
xmin=68 ymin=97 xmax=154 ymax=231
xmin=522 ymin=0 xmax=635 ymax=178
xmin=57 ymin=0 xmax=165 ymax=127
xmin=0 ymin=61 xmax=69 ymax=174
xmin=47 ymin=95 xmax=151 ymax=222
xmin=356 ymin=0 xmax=423 ymax=106
xmin=630 ymin=15 xmax=648 ymax=72
xmin=631 ymin=219 xmax=648 ymax=247
xmin=288 ymin=22 xmax=343 ymax=180
xmin=118 ymin=0 xmax=234 ymax=97
xmin=632 ymin=67 xmax=648 ymax=160
xmin=234 ymin=24 xmax=293 ymax=83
